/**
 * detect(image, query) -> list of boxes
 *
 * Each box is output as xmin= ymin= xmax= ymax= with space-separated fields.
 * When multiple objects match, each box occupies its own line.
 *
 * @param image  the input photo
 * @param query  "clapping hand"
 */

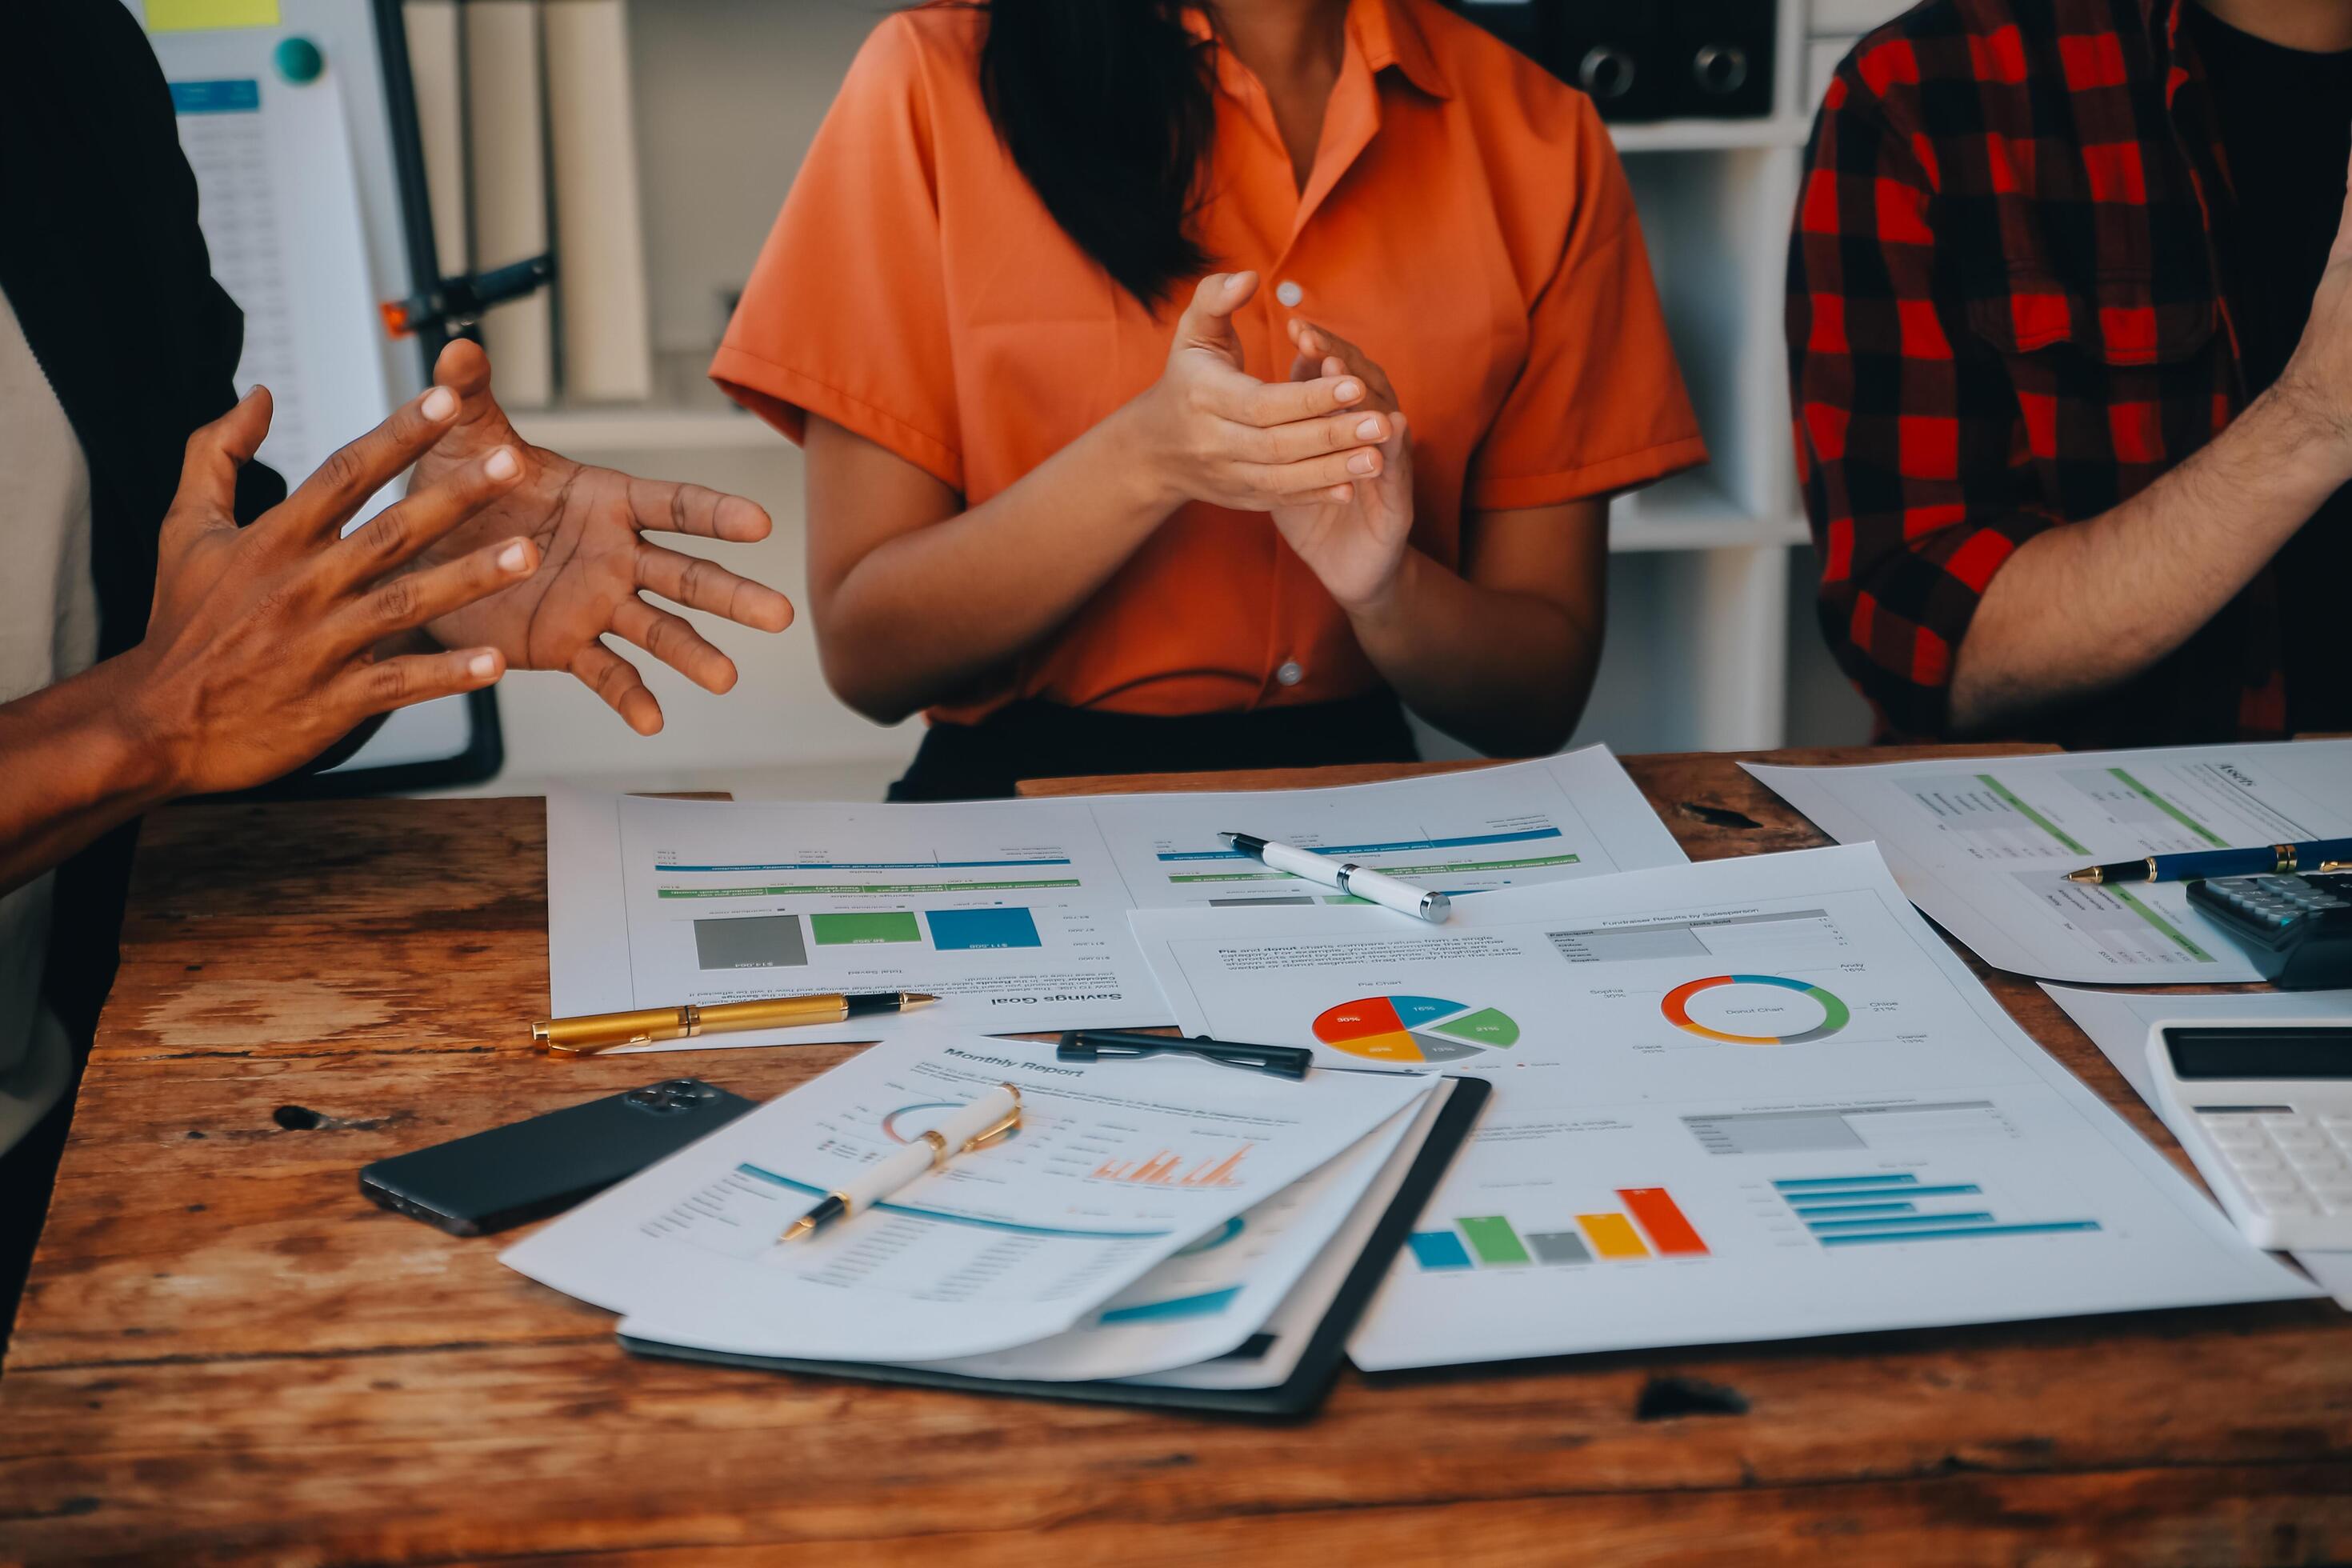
xmin=398 ymin=340 xmax=795 ymax=734
xmin=1133 ymin=271 xmax=1395 ymax=514
xmin=1269 ymin=318 xmax=1416 ymax=613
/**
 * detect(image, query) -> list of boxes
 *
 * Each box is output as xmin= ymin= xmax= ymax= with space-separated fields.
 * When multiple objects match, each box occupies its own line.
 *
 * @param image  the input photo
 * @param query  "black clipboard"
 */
xmin=618 ymin=1074 xmax=1491 ymax=1417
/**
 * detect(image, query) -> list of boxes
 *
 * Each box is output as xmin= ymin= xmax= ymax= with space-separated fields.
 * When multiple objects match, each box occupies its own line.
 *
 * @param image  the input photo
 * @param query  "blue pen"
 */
xmin=2065 ymin=838 xmax=2352 ymax=884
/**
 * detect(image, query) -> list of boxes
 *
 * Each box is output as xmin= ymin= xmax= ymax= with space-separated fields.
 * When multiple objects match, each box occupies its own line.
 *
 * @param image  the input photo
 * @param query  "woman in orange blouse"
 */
xmin=716 ymin=0 xmax=1706 ymax=799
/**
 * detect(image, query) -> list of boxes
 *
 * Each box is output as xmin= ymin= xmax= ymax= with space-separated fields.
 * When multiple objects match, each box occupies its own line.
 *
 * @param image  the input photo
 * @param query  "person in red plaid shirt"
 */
xmin=1790 ymin=0 xmax=2352 ymax=744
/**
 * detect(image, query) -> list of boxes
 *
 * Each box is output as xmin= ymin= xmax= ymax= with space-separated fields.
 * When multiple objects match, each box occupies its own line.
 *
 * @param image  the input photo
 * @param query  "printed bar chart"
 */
xmin=1407 ymin=1187 xmax=1709 ymax=1270
xmin=1773 ymin=1174 xmax=2101 ymax=1247
xmin=1093 ymin=1147 xmax=1249 ymax=1190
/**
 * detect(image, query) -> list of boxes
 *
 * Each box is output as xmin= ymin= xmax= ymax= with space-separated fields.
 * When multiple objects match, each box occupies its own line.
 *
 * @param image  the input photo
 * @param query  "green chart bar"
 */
xmin=1458 ymin=1215 xmax=1532 ymax=1266
xmin=809 ymin=911 xmax=924 ymax=946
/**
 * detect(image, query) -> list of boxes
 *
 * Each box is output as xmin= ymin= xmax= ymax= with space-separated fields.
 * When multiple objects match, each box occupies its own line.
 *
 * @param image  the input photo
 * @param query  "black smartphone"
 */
xmin=359 ymin=1078 xmax=755 ymax=1235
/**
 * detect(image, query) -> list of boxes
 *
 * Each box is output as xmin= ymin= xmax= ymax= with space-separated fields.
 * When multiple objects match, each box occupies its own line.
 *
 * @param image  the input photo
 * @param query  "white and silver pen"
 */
xmin=1218 ymin=831 xmax=1452 ymax=924
xmin=778 ymin=1083 xmax=1022 ymax=1242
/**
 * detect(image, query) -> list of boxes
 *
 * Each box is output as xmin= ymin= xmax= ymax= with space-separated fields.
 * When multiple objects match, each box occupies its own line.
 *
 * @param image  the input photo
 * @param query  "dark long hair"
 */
xmin=975 ymin=1 xmax=1218 ymax=307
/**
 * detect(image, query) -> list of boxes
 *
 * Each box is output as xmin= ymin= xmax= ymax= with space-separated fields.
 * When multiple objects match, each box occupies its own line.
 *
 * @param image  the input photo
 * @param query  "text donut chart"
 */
xmin=1662 ymin=974 xmax=1850 ymax=1046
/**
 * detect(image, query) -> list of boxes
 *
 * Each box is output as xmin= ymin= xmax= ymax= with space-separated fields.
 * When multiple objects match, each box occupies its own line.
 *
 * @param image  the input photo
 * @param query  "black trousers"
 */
xmin=888 ymin=692 xmax=1420 ymax=802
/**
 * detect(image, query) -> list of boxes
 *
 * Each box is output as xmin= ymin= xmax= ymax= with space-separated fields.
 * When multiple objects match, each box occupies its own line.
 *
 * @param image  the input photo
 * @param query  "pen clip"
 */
xmin=959 ymin=1086 xmax=1025 ymax=1161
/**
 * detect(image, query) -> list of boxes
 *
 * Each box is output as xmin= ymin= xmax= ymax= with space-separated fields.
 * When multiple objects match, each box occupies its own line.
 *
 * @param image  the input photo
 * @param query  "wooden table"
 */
xmin=3 ymin=747 xmax=2348 ymax=1564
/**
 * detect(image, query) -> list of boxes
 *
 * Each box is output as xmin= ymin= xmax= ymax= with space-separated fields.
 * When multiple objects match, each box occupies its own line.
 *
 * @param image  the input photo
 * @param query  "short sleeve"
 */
xmin=710 ymin=15 xmax=962 ymax=490
xmin=1466 ymin=99 xmax=1706 ymax=512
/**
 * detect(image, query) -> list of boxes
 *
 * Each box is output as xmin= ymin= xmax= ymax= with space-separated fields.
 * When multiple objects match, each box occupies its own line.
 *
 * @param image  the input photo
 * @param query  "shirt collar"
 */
xmin=1180 ymin=0 xmax=1452 ymax=101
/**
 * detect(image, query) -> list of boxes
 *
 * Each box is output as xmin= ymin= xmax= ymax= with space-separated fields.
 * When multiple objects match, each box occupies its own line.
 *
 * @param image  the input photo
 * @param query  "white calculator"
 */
xmin=2146 ymin=1022 xmax=2352 ymax=1250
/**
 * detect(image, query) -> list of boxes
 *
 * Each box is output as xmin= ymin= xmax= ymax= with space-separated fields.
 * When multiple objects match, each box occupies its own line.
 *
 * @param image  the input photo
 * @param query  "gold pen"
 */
xmin=532 ymin=990 xmax=938 ymax=1055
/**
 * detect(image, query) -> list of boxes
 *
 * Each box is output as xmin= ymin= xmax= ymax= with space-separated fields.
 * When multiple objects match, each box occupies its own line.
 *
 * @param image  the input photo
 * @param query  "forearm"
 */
xmin=1346 ymin=548 xmax=1601 ymax=757
xmin=814 ymin=401 xmax=1178 ymax=721
xmin=1950 ymin=386 xmax=2350 ymax=733
xmin=0 ymin=653 xmax=181 ymax=898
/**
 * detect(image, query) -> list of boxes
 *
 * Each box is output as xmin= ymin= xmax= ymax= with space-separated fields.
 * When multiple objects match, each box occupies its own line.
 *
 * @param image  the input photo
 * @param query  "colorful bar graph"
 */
xmin=1408 ymin=1230 xmax=1474 ymax=1270
xmin=1578 ymin=1212 xmax=1650 ymax=1259
xmin=1460 ymin=1216 xmax=1532 ymax=1266
xmin=1618 ymin=1187 xmax=1709 ymax=1256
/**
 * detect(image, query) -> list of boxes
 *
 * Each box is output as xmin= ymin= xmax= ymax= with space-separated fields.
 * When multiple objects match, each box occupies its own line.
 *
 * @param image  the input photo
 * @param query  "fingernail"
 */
xmin=1356 ymin=417 xmax=1382 ymax=440
xmin=1348 ymin=452 xmax=1378 ymax=475
xmin=486 ymin=447 xmax=519 ymax=480
xmin=1335 ymin=380 xmax=1362 ymax=402
xmin=498 ymin=540 xmax=530 ymax=571
xmin=421 ymin=386 xmax=458 ymax=422
xmin=467 ymin=653 xmax=498 ymax=678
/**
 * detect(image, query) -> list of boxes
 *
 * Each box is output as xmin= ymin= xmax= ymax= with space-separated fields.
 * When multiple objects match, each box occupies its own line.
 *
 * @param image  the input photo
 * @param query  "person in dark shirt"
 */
xmin=2187 ymin=3 xmax=2352 ymax=734
xmin=0 ymin=0 xmax=795 ymax=1354
xmin=1790 ymin=0 xmax=2352 ymax=743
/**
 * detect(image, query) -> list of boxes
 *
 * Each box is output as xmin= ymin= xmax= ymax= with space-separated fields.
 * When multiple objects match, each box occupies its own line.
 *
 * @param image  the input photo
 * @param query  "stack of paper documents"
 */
xmin=504 ymin=1027 xmax=1459 ymax=1395
xmin=546 ymin=747 xmax=1685 ymax=1047
xmin=1129 ymin=845 xmax=2318 ymax=1370
xmin=1745 ymin=741 xmax=2352 ymax=983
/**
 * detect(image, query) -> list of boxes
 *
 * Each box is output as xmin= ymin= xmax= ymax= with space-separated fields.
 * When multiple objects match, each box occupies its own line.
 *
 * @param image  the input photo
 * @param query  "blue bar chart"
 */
xmin=1775 ymin=1173 xmax=2102 ymax=1247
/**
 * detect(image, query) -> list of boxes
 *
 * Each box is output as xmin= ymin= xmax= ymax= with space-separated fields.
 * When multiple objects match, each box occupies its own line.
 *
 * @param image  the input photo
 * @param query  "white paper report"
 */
xmin=545 ymin=747 xmax=1684 ymax=1046
xmin=1745 ymin=741 xmax=2352 ymax=983
xmin=1129 ymin=845 xmax=2317 ymax=1370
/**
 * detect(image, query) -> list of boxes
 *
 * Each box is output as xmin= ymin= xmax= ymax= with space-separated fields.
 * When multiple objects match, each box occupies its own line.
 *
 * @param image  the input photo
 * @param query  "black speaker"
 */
xmin=1554 ymin=2 xmax=1674 ymax=122
xmin=1447 ymin=0 xmax=1776 ymax=124
xmin=1663 ymin=0 xmax=1775 ymax=120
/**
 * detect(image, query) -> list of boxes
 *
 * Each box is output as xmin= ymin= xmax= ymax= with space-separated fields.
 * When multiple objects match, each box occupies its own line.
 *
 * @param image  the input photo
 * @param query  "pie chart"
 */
xmin=1662 ymin=974 xmax=1850 ymax=1046
xmin=1313 ymin=995 xmax=1521 ymax=1063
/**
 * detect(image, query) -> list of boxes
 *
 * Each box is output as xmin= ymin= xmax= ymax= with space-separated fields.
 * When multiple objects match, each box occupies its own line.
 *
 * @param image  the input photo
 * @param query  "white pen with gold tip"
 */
xmin=779 ymin=1084 xmax=1022 ymax=1242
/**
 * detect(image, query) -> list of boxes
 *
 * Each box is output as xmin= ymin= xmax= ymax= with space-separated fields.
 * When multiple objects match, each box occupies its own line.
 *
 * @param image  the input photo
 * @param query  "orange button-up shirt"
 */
xmin=714 ymin=0 xmax=1705 ymax=722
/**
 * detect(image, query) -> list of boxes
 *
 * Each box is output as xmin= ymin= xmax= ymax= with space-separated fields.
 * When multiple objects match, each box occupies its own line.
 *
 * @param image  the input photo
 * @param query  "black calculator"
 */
xmin=2186 ymin=872 xmax=2352 ymax=989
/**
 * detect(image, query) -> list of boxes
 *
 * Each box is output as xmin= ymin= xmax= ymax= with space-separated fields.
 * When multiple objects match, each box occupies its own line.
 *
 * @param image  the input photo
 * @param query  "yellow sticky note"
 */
xmin=146 ymin=0 xmax=282 ymax=33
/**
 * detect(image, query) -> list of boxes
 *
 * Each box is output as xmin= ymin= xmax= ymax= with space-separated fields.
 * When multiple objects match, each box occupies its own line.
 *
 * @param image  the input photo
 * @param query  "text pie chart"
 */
xmin=1662 ymin=974 xmax=1850 ymax=1046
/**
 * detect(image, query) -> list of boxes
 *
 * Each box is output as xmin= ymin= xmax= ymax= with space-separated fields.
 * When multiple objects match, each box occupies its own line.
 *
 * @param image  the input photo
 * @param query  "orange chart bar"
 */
xmin=1094 ymin=1148 xmax=1249 ymax=1189
xmin=1618 ymin=1187 xmax=1710 ymax=1256
xmin=1577 ymin=1212 xmax=1649 ymax=1259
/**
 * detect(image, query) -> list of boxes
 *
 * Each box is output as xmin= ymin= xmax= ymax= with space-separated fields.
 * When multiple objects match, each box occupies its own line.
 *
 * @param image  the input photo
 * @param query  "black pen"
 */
xmin=1058 ymin=1030 xmax=1313 ymax=1079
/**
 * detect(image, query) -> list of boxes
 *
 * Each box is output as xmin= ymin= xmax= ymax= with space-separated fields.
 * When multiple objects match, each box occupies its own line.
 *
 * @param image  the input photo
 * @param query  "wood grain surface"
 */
xmin=2 ymin=748 xmax=2347 ymax=1565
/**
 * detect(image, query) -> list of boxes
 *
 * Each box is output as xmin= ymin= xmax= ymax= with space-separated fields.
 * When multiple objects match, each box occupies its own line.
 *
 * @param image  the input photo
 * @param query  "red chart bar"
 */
xmin=1617 ymin=1187 xmax=1710 ymax=1256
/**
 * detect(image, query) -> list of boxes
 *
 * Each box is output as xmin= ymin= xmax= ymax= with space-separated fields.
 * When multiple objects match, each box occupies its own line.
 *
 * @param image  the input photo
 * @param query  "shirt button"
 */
xmin=1275 ymin=660 xmax=1305 ymax=687
xmin=1274 ymin=279 xmax=1304 ymax=308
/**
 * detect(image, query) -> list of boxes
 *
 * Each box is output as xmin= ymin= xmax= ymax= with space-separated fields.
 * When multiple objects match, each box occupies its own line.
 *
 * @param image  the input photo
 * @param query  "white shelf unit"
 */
xmin=490 ymin=0 xmax=1878 ymax=799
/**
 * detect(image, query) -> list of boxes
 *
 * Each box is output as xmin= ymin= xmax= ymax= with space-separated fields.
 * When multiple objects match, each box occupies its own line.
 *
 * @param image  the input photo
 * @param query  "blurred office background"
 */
xmin=366 ymin=0 xmax=1909 ymax=798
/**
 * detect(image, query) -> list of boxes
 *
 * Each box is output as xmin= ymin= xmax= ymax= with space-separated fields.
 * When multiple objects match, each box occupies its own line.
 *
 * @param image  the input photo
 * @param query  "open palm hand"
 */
xmin=402 ymin=341 xmax=794 ymax=734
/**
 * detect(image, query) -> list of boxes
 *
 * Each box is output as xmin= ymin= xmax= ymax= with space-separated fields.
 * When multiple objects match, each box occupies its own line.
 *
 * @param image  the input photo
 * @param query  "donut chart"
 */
xmin=1662 ymin=974 xmax=1850 ymax=1046
xmin=1314 ymin=995 xmax=1521 ymax=1063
